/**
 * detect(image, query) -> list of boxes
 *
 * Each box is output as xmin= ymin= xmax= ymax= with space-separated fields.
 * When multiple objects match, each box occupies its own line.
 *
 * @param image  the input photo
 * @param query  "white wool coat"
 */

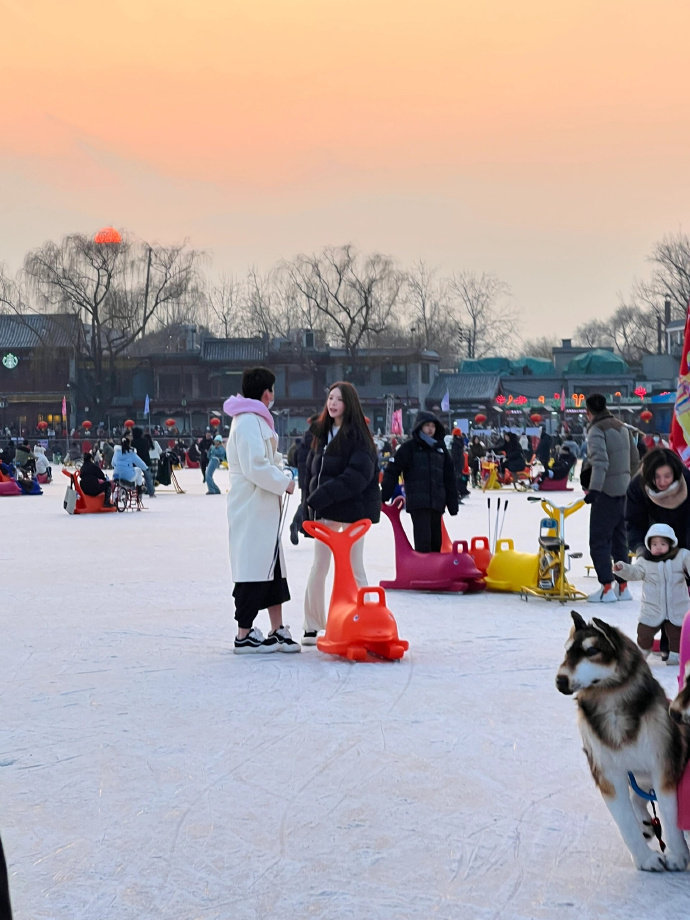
xmin=616 ymin=550 xmax=690 ymax=627
xmin=226 ymin=412 xmax=290 ymax=582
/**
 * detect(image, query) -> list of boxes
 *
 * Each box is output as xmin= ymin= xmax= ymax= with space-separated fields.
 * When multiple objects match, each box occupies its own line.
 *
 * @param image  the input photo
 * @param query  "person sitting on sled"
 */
xmin=532 ymin=444 xmax=577 ymax=489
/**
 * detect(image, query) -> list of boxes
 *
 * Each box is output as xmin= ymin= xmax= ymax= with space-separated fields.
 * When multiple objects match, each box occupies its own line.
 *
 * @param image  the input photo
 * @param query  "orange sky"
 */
xmin=2 ymin=0 xmax=690 ymax=341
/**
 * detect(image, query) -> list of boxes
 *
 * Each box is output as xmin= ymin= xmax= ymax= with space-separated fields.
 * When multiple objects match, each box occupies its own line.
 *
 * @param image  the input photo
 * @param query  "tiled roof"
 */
xmin=427 ymin=373 xmax=502 ymax=403
xmin=201 ymin=339 xmax=267 ymax=362
xmin=0 ymin=314 xmax=81 ymax=349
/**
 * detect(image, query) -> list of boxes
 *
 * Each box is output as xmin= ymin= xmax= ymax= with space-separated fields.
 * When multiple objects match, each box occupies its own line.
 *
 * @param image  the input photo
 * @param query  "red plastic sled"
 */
xmin=379 ymin=500 xmax=485 ymax=593
xmin=302 ymin=519 xmax=408 ymax=661
xmin=62 ymin=469 xmax=117 ymax=514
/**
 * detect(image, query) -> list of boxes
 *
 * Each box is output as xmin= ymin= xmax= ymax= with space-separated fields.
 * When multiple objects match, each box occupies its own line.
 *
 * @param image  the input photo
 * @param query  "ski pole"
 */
xmin=493 ymin=496 xmax=501 ymax=554
xmin=498 ymin=499 xmax=509 ymax=543
xmin=487 ymin=497 xmax=492 ymax=548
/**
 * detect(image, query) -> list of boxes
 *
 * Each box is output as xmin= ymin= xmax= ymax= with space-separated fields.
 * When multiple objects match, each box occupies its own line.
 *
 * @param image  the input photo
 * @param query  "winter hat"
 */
xmin=644 ymin=522 xmax=678 ymax=550
xmin=452 ymin=428 xmax=462 ymax=436
xmin=213 ymin=434 xmax=223 ymax=443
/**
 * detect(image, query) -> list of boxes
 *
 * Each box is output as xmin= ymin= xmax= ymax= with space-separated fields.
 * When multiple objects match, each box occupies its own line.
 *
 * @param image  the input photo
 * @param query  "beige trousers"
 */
xmin=303 ymin=519 xmax=368 ymax=632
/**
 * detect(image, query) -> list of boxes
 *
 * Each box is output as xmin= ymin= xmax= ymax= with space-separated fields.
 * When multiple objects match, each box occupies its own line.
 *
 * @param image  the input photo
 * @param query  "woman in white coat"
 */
xmin=223 ymin=367 xmax=299 ymax=654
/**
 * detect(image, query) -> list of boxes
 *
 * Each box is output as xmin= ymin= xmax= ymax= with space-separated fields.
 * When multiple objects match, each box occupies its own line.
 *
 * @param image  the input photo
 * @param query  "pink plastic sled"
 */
xmin=676 ymin=611 xmax=690 ymax=829
xmin=302 ymin=519 xmax=408 ymax=661
xmin=379 ymin=500 xmax=485 ymax=593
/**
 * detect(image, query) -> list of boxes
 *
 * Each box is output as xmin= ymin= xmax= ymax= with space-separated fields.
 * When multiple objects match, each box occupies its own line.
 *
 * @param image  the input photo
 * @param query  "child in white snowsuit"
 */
xmin=614 ymin=522 xmax=690 ymax=666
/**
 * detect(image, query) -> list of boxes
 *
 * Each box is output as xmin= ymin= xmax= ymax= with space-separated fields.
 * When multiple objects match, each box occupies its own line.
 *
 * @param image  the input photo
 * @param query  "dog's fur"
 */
xmin=556 ymin=611 xmax=690 ymax=871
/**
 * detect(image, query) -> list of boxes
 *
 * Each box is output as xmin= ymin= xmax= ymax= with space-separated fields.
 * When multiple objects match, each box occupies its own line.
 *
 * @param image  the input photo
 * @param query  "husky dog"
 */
xmin=556 ymin=611 xmax=690 ymax=871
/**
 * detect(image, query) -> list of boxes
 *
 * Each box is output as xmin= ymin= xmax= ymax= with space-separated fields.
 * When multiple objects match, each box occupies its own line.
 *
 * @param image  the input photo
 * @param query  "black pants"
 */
xmin=588 ymin=493 xmax=627 ymax=586
xmin=233 ymin=558 xmax=291 ymax=629
xmin=411 ymin=509 xmax=443 ymax=553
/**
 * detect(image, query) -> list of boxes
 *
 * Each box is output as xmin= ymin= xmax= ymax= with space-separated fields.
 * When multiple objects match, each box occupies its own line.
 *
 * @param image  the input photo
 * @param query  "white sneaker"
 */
xmin=301 ymin=631 xmax=319 ymax=646
xmin=666 ymin=652 xmax=680 ymax=666
xmin=234 ymin=627 xmax=280 ymax=654
xmin=268 ymin=625 xmax=302 ymax=653
xmin=587 ymin=585 xmax=617 ymax=603
xmin=615 ymin=584 xmax=633 ymax=601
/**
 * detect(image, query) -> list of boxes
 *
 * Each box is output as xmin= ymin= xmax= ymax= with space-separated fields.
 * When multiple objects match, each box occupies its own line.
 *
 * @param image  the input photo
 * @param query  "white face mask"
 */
xmin=268 ymin=398 xmax=274 ymax=409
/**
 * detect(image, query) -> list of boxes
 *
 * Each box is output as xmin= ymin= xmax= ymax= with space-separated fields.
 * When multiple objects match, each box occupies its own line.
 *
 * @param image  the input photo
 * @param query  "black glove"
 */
xmin=583 ymin=490 xmax=601 ymax=505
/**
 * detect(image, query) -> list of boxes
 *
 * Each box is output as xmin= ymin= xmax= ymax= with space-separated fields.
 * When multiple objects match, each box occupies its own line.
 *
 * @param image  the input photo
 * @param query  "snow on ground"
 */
xmin=2 ymin=468 xmax=690 ymax=920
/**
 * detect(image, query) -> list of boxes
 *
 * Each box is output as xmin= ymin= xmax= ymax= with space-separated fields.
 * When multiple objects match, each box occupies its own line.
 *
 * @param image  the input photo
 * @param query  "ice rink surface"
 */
xmin=2 ymin=467 xmax=690 ymax=919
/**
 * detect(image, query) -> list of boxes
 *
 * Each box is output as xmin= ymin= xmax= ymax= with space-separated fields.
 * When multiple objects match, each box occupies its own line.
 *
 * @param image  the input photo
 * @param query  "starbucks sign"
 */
xmin=2 ymin=353 xmax=19 ymax=370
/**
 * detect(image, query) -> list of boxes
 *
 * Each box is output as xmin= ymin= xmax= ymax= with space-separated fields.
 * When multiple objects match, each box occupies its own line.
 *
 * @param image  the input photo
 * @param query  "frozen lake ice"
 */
xmin=2 ymin=467 xmax=690 ymax=919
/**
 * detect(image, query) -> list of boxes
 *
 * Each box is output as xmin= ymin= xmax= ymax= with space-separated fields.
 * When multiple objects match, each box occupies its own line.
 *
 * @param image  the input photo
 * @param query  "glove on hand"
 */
xmin=583 ymin=490 xmax=600 ymax=505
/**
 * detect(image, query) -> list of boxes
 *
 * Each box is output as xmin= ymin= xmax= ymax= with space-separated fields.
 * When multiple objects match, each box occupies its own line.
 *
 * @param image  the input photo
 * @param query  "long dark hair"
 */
xmin=640 ymin=447 xmax=684 ymax=490
xmin=315 ymin=381 xmax=375 ymax=453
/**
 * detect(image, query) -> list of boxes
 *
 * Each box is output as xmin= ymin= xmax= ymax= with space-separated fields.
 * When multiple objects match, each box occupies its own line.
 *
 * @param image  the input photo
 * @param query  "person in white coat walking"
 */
xmin=223 ymin=367 xmax=300 ymax=654
xmin=614 ymin=522 xmax=690 ymax=666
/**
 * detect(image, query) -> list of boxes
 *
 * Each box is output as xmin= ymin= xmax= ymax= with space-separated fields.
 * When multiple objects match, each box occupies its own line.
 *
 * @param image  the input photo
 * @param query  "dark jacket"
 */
xmin=295 ymin=429 xmax=314 ymax=493
xmin=80 ymin=457 xmax=108 ymax=496
xmin=131 ymin=428 xmax=152 ymax=467
xmin=493 ymin=433 xmax=527 ymax=474
xmin=381 ymin=412 xmax=459 ymax=515
xmin=626 ymin=466 xmax=690 ymax=555
xmin=306 ymin=429 xmax=381 ymax=524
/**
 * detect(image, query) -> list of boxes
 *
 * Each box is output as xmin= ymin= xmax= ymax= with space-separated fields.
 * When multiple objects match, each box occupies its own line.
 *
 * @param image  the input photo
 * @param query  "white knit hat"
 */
xmin=644 ymin=522 xmax=678 ymax=550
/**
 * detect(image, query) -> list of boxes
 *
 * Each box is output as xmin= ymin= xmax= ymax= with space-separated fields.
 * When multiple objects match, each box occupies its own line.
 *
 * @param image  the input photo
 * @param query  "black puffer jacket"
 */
xmin=306 ymin=430 xmax=381 ymax=524
xmin=381 ymin=411 xmax=459 ymax=515
xmin=493 ymin=432 xmax=526 ymax=473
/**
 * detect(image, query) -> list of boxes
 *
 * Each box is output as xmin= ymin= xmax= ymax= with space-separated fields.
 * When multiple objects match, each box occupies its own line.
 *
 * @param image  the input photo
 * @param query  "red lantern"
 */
xmin=165 ymin=418 xmax=177 ymax=428
xmin=94 ymin=226 xmax=122 ymax=244
xmin=529 ymin=413 xmax=543 ymax=424
xmin=82 ymin=420 xmax=92 ymax=430
xmin=640 ymin=409 xmax=653 ymax=422
xmin=37 ymin=420 xmax=48 ymax=430
xmin=124 ymin=419 xmax=135 ymax=429
xmin=474 ymin=413 xmax=487 ymax=424
xmin=209 ymin=417 xmax=221 ymax=427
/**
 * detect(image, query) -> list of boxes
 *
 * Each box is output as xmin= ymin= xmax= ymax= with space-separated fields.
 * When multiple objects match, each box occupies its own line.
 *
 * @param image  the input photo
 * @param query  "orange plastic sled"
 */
xmin=302 ymin=519 xmax=409 ymax=662
xmin=62 ymin=468 xmax=117 ymax=514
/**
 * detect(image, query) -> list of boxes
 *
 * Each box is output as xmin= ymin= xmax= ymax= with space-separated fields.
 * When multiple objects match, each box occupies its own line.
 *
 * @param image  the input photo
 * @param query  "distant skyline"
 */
xmin=2 ymin=0 xmax=690 ymax=344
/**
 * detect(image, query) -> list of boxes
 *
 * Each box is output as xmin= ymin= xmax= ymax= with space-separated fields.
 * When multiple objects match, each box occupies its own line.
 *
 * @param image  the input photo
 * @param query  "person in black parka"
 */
xmin=493 ymin=431 xmax=527 ymax=475
xmin=79 ymin=452 xmax=113 ymax=506
xmin=302 ymin=382 xmax=381 ymax=643
xmin=381 ymin=411 xmax=458 ymax=553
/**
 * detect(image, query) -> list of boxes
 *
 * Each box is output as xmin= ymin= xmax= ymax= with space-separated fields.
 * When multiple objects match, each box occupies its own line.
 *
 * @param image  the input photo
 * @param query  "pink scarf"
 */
xmin=223 ymin=394 xmax=276 ymax=432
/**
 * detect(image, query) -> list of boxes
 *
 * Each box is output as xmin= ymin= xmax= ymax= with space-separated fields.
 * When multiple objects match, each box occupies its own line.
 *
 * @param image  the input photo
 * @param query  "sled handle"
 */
xmin=357 ymin=586 xmax=385 ymax=605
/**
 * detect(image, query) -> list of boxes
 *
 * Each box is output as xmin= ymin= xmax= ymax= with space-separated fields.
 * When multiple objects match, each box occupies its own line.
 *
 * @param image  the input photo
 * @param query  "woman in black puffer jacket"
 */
xmin=381 ymin=411 xmax=458 ymax=553
xmin=302 ymin=381 xmax=381 ymax=644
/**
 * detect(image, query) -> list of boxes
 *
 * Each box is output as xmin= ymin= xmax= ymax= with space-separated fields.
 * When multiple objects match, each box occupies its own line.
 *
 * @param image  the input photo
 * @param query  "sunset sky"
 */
xmin=2 ymin=0 xmax=690 ymax=343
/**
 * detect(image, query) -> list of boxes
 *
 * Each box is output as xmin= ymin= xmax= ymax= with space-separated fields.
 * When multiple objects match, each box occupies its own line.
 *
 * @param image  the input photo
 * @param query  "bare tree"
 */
xmin=608 ymin=304 xmax=658 ymax=363
xmin=23 ymin=232 xmax=201 ymax=408
xmin=284 ymin=244 xmax=402 ymax=356
xmin=447 ymin=271 xmax=515 ymax=358
xmin=521 ymin=336 xmax=561 ymax=359
xmin=648 ymin=232 xmax=690 ymax=315
xmin=0 ymin=265 xmax=26 ymax=315
xmin=403 ymin=261 xmax=448 ymax=350
xmin=574 ymin=319 xmax=614 ymax=349
xmin=204 ymin=275 xmax=250 ymax=338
